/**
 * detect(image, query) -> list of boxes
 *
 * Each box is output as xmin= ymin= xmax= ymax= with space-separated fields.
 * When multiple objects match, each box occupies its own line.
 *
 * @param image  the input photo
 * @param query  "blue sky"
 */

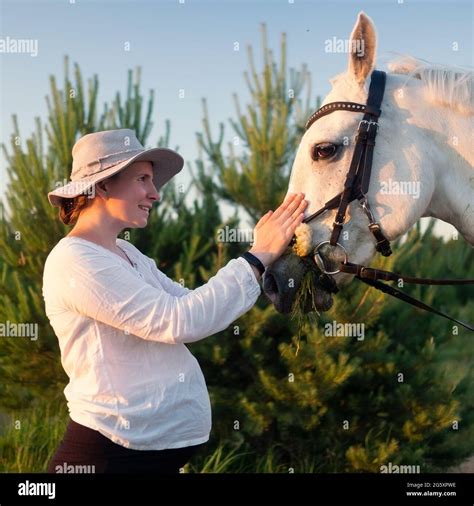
xmin=0 ymin=0 xmax=472 ymax=234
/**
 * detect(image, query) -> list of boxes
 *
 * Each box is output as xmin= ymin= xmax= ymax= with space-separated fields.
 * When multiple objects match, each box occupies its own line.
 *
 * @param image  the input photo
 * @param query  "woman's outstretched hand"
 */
xmin=249 ymin=193 xmax=308 ymax=268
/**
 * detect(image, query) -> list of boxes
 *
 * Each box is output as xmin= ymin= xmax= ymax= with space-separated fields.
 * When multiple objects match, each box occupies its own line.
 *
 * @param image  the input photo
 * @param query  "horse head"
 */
xmin=263 ymin=12 xmax=473 ymax=314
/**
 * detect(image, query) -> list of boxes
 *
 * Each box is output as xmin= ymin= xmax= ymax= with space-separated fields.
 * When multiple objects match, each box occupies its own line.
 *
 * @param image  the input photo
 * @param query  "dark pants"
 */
xmin=47 ymin=418 xmax=205 ymax=474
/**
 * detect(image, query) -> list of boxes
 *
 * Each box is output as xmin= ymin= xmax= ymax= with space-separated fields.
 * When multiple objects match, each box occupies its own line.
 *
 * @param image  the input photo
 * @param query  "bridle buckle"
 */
xmin=358 ymin=119 xmax=379 ymax=131
xmin=359 ymin=197 xmax=376 ymax=224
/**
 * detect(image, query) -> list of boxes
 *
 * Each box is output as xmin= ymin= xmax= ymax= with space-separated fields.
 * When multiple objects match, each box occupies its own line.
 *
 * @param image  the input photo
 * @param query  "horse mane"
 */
xmin=388 ymin=55 xmax=473 ymax=115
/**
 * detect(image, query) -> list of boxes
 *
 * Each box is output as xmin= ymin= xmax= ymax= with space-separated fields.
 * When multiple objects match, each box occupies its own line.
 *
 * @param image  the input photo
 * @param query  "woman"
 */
xmin=43 ymin=129 xmax=307 ymax=474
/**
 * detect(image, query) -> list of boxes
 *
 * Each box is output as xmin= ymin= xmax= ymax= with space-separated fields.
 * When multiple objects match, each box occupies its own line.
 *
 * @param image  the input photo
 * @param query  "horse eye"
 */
xmin=312 ymin=143 xmax=338 ymax=160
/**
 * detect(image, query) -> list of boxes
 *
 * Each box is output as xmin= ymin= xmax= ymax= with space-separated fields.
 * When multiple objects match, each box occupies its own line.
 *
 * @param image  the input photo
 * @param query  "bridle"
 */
xmin=294 ymin=70 xmax=474 ymax=331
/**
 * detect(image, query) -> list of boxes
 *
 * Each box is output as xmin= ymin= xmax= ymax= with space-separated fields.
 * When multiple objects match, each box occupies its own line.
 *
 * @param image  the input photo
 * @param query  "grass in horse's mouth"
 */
xmin=290 ymin=268 xmax=321 ymax=327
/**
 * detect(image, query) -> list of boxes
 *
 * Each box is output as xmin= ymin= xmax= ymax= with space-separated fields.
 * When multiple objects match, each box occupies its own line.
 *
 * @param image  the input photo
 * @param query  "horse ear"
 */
xmin=347 ymin=12 xmax=377 ymax=85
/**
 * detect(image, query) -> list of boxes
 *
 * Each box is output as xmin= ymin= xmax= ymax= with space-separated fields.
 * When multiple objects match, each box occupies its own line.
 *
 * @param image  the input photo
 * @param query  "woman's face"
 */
xmin=100 ymin=160 xmax=160 ymax=228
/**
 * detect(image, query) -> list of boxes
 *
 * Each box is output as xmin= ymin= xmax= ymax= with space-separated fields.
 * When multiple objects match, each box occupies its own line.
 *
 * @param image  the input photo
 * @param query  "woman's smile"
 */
xmin=138 ymin=204 xmax=150 ymax=215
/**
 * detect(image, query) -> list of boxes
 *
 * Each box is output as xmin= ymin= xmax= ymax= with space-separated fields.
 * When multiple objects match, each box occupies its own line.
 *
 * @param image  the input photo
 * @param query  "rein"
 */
xmin=298 ymin=70 xmax=474 ymax=331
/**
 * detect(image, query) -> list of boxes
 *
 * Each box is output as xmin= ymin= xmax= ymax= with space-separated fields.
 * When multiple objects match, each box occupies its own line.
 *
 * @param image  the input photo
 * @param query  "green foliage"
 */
xmin=0 ymin=400 xmax=68 ymax=473
xmin=190 ymin=224 xmax=473 ymax=473
xmin=0 ymin=401 xmax=313 ymax=473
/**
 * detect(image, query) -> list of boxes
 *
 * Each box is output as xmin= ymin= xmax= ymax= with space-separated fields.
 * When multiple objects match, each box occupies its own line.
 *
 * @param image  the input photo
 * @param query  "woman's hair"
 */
xmin=59 ymin=194 xmax=90 ymax=226
xmin=58 ymin=172 xmax=122 ymax=226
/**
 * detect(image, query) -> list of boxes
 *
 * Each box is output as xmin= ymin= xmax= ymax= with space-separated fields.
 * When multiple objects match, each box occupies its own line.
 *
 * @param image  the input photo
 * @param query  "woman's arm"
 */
xmin=146 ymin=257 xmax=193 ymax=297
xmin=43 ymin=242 xmax=260 ymax=345
xmin=43 ymin=194 xmax=306 ymax=344
xmin=147 ymin=257 xmax=263 ymax=292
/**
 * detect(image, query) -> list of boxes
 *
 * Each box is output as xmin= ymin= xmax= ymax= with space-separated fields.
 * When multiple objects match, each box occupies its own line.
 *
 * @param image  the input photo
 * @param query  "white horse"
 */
xmin=263 ymin=12 xmax=473 ymax=314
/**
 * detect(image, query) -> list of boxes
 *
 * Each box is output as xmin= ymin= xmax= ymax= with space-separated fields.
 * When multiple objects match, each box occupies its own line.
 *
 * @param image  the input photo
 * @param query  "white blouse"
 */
xmin=42 ymin=236 xmax=261 ymax=450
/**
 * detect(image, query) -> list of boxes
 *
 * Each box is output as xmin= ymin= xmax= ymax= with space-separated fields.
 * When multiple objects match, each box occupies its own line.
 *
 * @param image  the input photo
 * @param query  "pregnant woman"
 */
xmin=43 ymin=129 xmax=307 ymax=473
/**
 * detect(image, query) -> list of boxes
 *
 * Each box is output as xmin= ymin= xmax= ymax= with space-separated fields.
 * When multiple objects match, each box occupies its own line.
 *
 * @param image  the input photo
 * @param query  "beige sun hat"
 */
xmin=47 ymin=129 xmax=184 ymax=207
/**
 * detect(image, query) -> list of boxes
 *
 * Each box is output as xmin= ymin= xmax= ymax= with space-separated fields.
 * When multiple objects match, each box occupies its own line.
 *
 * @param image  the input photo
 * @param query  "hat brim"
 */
xmin=48 ymin=147 xmax=184 ymax=207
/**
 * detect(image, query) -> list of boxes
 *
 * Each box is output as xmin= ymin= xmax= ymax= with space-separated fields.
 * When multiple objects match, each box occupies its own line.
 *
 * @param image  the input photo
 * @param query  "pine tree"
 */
xmin=195 ymin=24 xmax=314 ymax=222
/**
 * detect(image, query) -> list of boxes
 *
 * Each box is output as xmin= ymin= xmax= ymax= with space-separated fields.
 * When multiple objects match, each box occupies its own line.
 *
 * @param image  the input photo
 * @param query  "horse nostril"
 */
xmin=263 ymin=271 xmax=279 ymax=294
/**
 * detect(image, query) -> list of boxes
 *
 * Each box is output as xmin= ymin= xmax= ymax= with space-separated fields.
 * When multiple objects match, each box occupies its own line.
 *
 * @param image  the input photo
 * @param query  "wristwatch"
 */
xmin=240 ymin=251 xmax=266 ymax=276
